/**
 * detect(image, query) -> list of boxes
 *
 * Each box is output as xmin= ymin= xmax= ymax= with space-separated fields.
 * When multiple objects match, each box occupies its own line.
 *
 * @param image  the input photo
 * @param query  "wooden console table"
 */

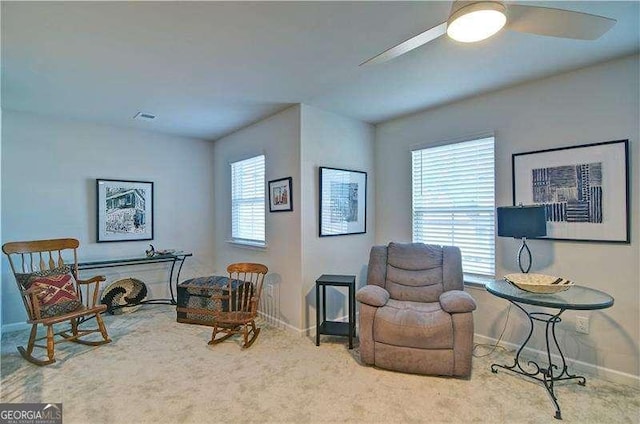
xmin=78 ymin=252 xmax=192 ymax=306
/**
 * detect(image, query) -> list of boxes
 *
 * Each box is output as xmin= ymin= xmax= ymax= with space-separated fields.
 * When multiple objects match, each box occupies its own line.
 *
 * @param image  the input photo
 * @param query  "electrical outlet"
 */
xmin=575 ymin=316 xmax=590 ymax=334
xmin=265 ymin=283 xmax=273 ymax=298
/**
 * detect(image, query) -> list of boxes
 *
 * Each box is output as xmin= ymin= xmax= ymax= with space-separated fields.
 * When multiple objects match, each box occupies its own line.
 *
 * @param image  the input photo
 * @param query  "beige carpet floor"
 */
xmin=1 ymin=306 xmax=638 ymax=424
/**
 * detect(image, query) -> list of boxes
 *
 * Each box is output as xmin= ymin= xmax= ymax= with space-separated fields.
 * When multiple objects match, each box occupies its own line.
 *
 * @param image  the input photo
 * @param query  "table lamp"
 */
xmin=497 ymin=205 xmax=547 ymax=273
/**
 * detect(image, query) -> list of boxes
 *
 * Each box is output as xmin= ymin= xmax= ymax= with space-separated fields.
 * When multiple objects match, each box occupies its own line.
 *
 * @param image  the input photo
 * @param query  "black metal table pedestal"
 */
xmin=485 ymin=279 xmax=614 ymax=421
xmin=490 ymin=303 xmax=585 ymax=420
xmin=315 ymin=274 xmax=356 ymax=349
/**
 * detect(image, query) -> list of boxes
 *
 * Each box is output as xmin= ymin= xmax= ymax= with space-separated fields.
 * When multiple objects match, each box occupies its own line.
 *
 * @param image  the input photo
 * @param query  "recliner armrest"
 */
xmin=356 ymin=285 xmax=390 ymax=307
xmin=439 ymin=290 xmax=477 ymax=313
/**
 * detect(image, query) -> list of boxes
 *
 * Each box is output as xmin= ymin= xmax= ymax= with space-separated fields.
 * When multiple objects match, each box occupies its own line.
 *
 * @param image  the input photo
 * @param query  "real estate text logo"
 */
xmin=0 ymin=403 xmax=62 ymax=424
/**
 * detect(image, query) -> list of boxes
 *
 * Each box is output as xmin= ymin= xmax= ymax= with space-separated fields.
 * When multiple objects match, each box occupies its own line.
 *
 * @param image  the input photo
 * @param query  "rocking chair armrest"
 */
xmin=76 ymin=275 xmax=106 ymax=308
xmin=248 ymin=297 xmax=259 ymax=312
xmin=20 ymin=287 xmax=45 ymax=320
xmin=76 ymin=275 xmax=106 ymax=285
xmin=22 ymin=285 xmax=46 ymax=296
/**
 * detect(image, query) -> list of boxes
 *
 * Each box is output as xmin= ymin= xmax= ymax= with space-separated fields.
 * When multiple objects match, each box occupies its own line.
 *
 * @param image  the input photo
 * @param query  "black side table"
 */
xmin=315 ymin=274 xmax=356 ymax=349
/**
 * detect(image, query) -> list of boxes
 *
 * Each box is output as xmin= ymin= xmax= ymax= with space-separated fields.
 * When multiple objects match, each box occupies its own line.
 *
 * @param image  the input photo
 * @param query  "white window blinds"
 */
xmin=412 ymin=137 xmax=495 ymax=277
xmin=231 ymin=155 xmax=265 ymax=244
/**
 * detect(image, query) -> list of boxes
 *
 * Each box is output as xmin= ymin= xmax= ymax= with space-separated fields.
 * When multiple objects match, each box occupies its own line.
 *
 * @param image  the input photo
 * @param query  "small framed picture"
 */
xmin=97 ymin=179 xmax=154 ymax=242
xmin=319 ymin=167 xmax=367 ymax=237
xmin=268 ymin=177 xmax=293 ymax=212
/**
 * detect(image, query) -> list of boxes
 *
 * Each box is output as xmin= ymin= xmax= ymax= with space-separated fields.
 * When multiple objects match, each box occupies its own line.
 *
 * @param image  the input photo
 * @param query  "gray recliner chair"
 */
xmin=356 ymin=242 xmax=476 ymax=377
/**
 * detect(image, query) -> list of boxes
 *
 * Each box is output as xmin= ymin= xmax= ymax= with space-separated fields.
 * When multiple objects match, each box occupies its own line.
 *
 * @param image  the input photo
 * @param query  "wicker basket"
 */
xmin=504 ymin=273 xmax=574 ymax=294
xmin=100 ymin=278 xmax=147 ymax=314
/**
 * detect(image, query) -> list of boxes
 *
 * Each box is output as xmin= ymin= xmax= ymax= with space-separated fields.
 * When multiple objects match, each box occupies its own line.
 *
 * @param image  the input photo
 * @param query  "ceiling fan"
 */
xmin=361 ymin=1 xmax=617 ymax=66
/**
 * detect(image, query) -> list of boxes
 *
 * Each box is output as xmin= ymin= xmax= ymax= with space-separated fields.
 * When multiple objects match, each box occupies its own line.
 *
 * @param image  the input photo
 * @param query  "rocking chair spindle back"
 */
xmin=208 ymin=262 xmax=268 ymax=349
xmin=3 ymin=238 xmax=111 ymax=365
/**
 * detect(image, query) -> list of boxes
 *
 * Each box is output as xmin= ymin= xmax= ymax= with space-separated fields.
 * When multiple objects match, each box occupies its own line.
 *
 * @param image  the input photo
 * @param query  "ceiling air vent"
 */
xmin=134 ymin=112 xmax=156 ymax=121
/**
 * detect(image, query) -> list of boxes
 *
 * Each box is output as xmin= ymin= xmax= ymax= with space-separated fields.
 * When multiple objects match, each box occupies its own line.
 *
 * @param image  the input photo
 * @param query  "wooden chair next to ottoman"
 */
xmin=176 ymin=263 xmax=268 ymax=349
xmin=208 ymin=263 xmax=268 ymax=349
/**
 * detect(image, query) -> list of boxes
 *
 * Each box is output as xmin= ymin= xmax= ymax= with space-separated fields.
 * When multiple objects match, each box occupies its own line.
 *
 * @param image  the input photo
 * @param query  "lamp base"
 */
xmin=517 ymin=238 xmax=532 ymax=273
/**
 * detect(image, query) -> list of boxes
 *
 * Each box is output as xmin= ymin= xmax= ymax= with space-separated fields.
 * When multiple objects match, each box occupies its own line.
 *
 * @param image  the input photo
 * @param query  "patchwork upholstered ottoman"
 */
xmin=176 ymin=276 xmax=249 ymax=326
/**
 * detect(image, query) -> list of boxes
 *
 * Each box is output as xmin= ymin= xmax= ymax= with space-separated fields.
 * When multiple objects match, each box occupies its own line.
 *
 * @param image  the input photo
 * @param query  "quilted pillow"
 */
xmin=15 ymin=266 xmax=83 ymax=318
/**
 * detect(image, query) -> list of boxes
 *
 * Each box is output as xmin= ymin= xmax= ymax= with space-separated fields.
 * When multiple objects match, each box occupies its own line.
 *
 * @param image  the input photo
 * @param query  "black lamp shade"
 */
xmin=497 ymin=205 xmax=547 ymax=238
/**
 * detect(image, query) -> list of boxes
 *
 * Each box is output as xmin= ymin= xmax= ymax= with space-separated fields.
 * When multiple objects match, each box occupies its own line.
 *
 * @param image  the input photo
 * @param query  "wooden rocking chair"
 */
xmin=3 ymin=238 xmax=111 ymax=365
xmin=208 ymin=263 xmax=268 ymax=349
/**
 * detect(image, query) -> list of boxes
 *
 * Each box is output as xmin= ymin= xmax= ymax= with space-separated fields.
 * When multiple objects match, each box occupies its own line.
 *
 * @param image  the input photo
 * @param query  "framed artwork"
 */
xmin=319 ymin=167 xmax=367 ymax=237
xmin=269 ymin=177 xmax=293 ymax=212
xmin=96 ymin=179 xmax=154 ymax=242
xmin=512 ymin=139 xmax=629 ymax=243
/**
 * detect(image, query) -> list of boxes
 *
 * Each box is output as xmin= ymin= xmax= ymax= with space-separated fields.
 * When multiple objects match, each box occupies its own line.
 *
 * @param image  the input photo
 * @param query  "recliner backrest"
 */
xmin=367 ymin=242 xmax=463 ymax=302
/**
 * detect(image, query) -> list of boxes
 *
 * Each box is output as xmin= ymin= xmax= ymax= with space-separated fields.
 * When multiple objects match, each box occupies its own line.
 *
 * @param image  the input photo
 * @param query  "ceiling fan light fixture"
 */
xmin=447 ymin=1 xmax=507 ymax=43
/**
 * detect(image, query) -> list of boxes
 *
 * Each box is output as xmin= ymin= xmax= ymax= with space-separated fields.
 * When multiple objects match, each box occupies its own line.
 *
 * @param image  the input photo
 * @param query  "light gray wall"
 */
xmin=300 ymin=104 xmax=375 ymax=332
xmin=211 ymin=105 xmax=303 ymax=330
xmin=375 ymin=55 xmax=639 ymax=381
xmin=210 ymin=104 xmax=374 ymax=333
xmin=1 ymin=110 xmax=217 ymax=328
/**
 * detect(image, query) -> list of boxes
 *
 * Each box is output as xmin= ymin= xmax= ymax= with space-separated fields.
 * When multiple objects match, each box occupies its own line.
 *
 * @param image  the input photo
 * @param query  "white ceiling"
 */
xmin=2 ymin=1 xmax=639 ymax=140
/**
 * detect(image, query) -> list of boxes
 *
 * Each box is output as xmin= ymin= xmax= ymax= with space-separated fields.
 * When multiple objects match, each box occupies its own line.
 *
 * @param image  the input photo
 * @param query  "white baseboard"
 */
xmin=257 ymin=311 xmax=306 ymax=336
xmin=474 ymin=333 xmax=640 ymax=389
xmin=2 ymin=322 xmax=30 ymax=333
xmin=257 ymin=312 xmax=355 ymax=338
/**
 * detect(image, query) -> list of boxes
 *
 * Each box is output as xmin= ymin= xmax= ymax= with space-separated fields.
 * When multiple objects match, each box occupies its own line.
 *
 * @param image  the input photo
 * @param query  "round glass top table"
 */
xmin=486 ymin=279 xmax=614 ymax=310
xmin=485 ymin=279 xmax=614 ymax=420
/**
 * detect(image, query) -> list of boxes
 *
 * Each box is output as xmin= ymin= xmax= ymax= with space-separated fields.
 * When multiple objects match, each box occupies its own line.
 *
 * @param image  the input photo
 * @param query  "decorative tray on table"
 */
xmin=504 ymin=273 xmax=574 ymax=294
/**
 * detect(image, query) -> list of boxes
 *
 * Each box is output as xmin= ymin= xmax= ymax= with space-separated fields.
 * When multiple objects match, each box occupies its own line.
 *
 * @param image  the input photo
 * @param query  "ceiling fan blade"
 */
xmin=360 ymin=22 xmax=447 ymax=66
xmin=506 ymin=5 xmax=616 ymax=40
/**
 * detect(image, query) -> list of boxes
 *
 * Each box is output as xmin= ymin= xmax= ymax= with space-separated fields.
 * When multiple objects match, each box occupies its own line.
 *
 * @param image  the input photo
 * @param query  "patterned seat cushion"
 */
xmin=15 ymin=266 xmax=83 ymax=318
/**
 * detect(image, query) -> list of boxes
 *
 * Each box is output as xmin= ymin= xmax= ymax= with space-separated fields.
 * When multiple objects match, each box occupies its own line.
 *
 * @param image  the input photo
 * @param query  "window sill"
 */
xmin=463 ymin=274 xmax=494 ymax=289
xmin=226 ymin=239 xmax=267 ymax=250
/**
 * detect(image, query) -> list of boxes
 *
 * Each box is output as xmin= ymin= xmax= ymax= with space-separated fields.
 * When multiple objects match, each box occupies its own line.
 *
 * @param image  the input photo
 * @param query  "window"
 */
xmin=412 ymin=137 xmax=495 ymax=277
xmin=231 ymin=155 xmax=265 ymax=245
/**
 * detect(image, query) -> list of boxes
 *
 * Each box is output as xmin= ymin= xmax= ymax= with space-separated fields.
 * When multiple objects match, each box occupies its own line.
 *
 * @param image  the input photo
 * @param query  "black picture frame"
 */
xmin=512 ymin=139 xmax=629 ymax=243
xmin=319 ymin=167 xmax=367 ymax=237
xmin=96 ymin=178 xmax=154 ymax=242
xmin=268 ymin=177 xmax=293 ymax=212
